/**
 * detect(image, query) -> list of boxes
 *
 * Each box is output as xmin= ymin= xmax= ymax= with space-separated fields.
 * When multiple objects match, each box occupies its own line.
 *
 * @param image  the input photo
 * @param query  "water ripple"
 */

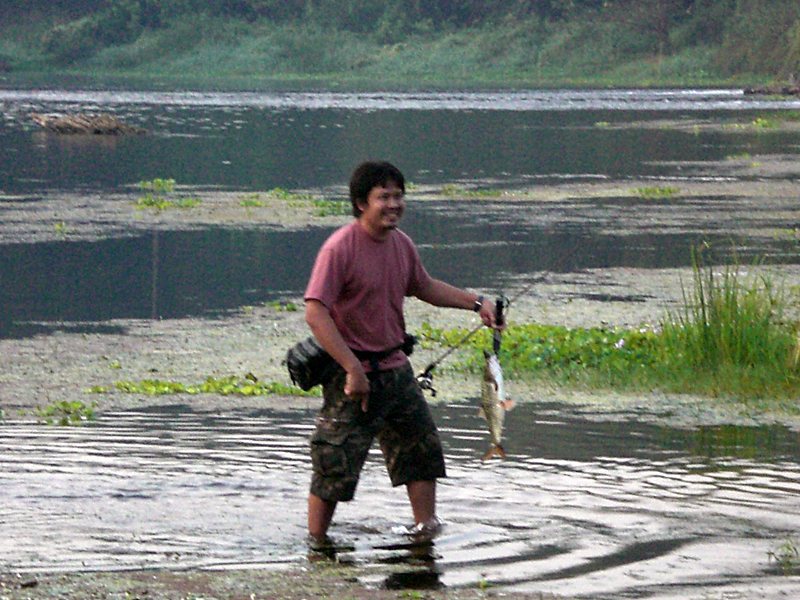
xmin=1 ymin=404 xmax=799 ymax=597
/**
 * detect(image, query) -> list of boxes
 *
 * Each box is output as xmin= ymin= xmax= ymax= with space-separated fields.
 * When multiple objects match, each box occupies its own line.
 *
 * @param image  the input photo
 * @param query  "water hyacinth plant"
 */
xmin=34 ymin=400 xmax=96 ymax=426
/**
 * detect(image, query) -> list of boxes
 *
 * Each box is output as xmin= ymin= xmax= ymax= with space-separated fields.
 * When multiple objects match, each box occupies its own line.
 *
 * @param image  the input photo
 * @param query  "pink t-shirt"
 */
xmin=305 ymin=220 xmax=432 ymax=371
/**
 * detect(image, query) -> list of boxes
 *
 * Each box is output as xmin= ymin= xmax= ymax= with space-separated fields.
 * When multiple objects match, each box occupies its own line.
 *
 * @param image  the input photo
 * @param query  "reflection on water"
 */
xmin=1 ymin=403 xmax=798 ymax=596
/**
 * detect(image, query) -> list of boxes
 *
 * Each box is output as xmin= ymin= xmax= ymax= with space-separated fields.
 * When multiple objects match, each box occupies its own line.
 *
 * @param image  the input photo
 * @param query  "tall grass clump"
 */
xmin=658 ymin=247 xmax=799 ymax=399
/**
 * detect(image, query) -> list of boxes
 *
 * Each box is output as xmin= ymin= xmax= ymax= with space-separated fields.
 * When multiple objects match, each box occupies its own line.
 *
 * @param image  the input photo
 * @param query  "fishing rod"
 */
xmin=416 ymin=277 xmax=542 ymax=396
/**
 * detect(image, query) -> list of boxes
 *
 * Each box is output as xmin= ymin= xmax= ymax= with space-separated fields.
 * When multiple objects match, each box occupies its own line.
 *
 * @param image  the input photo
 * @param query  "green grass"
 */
xmin=658 ymin=249 xmax=798 ymax=400
xmin=419 ymin=249 xmax=800 ymax=404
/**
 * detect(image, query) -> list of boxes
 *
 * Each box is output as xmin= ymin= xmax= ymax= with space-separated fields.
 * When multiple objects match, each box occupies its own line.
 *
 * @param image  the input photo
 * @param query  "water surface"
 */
xmin=1 ymin=403 xmax=798 ymax=597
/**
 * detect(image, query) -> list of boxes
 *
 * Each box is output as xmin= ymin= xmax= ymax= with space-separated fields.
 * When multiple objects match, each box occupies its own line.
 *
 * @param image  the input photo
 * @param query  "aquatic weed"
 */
xmin=312 ymin=198 xmax=350 ymax=217
xmin=441 ymin=183 xmax=503 ymax=198
xmin=34 ymin=400 xmax=96 ymax=426
xmin=266 ymin=187 xmax=348 ymax=217
xmin=107 ymin=374 xmax=319 ymax=397
xmin=632 ymin=186 xmax=680 ymax=200
xmin=752 ymin=116 xmax=777 ymax=129
xmin=268 ymin=300 xmax=299 ymax=312
xmin=135 ymin=178 xmax=200 ymax=211
xmin=768 ymin=539 xmax=799 ymax=575
xmin=240 ymin=197 xmax=266 ymax=208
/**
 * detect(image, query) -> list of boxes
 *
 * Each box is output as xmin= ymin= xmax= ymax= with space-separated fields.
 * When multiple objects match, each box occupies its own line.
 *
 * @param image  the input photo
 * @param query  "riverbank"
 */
xmin=0 ymin=565 xmax=565 ymax=600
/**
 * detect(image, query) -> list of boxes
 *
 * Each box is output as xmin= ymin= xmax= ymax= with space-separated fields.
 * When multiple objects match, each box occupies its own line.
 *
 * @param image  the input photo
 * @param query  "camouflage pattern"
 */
xmin=309 ymin=363 xmax=446 ymax=502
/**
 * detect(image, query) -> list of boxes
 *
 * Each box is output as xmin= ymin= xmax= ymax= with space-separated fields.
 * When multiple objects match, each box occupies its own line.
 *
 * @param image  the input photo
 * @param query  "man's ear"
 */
xmin=355 ymin=197 xmax=368 ymax=214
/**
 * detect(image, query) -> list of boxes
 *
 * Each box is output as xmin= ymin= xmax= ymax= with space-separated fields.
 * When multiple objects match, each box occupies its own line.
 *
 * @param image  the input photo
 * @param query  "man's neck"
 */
xmin=357 ymin=217 xmax=393 ymax=241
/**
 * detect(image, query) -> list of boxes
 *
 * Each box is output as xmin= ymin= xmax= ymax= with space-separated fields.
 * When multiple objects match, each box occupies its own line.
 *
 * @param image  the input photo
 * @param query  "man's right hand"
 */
xmin=344 ymin=367 xmax=371 ymax=412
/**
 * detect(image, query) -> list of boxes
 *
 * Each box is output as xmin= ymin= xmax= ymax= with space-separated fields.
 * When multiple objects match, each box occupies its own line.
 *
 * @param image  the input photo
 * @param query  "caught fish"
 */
xmin=480 ymin=350 xmax=514 ymax=459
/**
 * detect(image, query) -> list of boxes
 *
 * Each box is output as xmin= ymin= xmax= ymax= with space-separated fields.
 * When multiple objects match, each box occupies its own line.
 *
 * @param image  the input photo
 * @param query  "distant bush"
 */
xmin=42 ymin=1 xmax=147 ymax=64
xmin=716 ymin=0 xmax=800 ymax=77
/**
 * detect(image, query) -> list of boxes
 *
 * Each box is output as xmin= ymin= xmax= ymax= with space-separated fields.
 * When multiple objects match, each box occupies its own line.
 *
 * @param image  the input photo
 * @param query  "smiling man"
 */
xmin=304 ymin=160 xmax=499 ymax=545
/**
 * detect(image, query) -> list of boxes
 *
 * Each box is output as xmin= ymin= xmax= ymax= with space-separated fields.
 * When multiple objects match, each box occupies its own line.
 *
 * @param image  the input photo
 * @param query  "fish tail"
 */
xmin=482 ymin=444 xmax=506 ymax=460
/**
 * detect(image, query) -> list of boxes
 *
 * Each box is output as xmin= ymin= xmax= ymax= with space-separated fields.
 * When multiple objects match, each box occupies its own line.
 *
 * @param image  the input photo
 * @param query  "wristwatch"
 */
xmin=473 ymin=295 xmax=484 ymax=312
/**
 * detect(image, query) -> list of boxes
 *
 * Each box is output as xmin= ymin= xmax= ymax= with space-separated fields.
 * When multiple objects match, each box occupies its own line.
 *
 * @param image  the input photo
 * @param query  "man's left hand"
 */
xmin=478 ymin=299 xmax=503 ymax=329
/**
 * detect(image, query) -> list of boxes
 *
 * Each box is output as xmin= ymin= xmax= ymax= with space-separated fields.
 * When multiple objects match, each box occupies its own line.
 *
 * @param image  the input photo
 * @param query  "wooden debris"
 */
xmin=30 ymin=112 xmax=146 ymax=135
xmin=744 ymin=76 xmax=800 ymax=97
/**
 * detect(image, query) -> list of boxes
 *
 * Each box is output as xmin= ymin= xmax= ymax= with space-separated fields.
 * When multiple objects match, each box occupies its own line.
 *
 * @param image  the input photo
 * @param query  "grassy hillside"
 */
xmin=1 ymin=2 xmax=798 ymax=89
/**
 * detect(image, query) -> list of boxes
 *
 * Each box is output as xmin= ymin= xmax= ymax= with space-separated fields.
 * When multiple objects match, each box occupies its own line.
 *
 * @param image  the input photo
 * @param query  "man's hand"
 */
xmin=345 ymin=366 xmax=371 ymax=412
xmin=478 ymin=299 xmax=504 ymax=330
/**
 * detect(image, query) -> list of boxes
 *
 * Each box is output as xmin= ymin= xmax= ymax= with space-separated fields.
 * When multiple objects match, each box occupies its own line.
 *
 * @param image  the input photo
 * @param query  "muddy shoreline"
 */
xmin=2 ymin=122 xmax=800 ymax=598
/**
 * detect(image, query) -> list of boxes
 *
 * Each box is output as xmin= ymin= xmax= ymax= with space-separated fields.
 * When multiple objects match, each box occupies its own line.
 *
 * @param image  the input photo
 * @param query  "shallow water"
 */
xmin=2 ymin=403 xmax=798 ymax=597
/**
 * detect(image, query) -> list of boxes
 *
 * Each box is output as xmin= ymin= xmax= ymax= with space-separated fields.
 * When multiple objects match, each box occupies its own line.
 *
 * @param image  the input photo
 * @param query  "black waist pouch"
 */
xmin=285 ymin=336 xmax=339 ymax=391
xmin=286 ymin=333 xmax=417 ymax=391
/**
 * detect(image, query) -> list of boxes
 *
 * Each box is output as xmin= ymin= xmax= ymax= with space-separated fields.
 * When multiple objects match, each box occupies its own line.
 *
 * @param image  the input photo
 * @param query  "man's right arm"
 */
xmin=305 ymin=299 xmax=371 ymax=410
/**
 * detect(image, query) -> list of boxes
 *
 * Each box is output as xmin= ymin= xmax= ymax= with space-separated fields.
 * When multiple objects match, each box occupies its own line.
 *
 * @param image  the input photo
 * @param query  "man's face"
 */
xmin=358 ymin=180 xmax=405 ymax=236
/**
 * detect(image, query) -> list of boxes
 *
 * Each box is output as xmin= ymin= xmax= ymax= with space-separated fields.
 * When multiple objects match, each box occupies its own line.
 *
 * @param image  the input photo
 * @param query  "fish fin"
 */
xmin=482 ymin=444 xmax=506 ymax=460
xmin=501 ymin=399 xmax=515 ymax=411
xmin=478 ymin=407 xmax=487 ymax=420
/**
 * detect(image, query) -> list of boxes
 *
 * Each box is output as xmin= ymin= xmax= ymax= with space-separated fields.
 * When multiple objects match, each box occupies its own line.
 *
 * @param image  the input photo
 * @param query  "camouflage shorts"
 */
xmin=309 ymin=362 xmax=446 ymax=502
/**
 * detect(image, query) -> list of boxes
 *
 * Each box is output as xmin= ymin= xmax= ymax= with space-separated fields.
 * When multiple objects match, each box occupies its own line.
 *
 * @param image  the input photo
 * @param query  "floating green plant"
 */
xmin=752 ymin=116 xmax=777 ymax=129
xmin=239 ymin=193 xmax=266 ymax=207
xmin=632 ymin=186 xmax=680 ymax=199
xmin=267 ymin=187 xmax=316 ymax=201
xmin=268 ymin=300 xmax=299 ymax=312
xmin=138 ymin=178 xmax=175 ymax=193
xmin=35 ymin=400 xmax=96 ymax=426
xmin=418 ymin=320 xmax=659 ymax=386
xmin=441 ymin=184 xmax=503 ymax=198
xmin=725 ymin=152 xmax=751 ymax=161
xmin=136 ymin=195 xmax=201 ymax=210
xmin=312 ymin=198 xmax=350 ymax=217
xmin=134 ymin=178 xmax=200 ymax=211
xmin=265 ymin=187 xmax=348 ymax=217
xmin=768 ymin=539 xmax=799 ymax=575
xmin=107 ymin=374 xmax=319 ymax=397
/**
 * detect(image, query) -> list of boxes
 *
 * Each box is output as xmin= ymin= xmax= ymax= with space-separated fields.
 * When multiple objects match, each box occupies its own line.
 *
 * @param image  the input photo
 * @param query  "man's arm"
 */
xmin=305 ymin=299 xmax=371 ymax=410
xmin=415 ymin=278 xmax=497 ymax=328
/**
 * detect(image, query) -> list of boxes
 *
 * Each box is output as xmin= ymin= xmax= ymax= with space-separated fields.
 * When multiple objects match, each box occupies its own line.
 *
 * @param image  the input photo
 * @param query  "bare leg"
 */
xmin=308 ymin=493 xmax=337 ymax=541
xmin=406 ymin=479 xmax=436 ymax=526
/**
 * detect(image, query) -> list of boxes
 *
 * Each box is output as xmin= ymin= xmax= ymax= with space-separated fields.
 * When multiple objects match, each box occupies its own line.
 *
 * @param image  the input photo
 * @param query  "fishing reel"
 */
xmin=416 ymin=365 xmax=437 ymax=397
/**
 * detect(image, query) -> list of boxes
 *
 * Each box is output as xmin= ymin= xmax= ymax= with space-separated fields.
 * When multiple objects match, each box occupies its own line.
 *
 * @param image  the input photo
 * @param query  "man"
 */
xmin=304 ymin=160 xmax=498 ymax=543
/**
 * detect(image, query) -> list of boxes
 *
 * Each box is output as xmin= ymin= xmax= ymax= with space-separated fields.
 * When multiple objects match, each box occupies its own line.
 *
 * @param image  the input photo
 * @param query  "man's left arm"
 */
xmin=415 ymin=278 xmax=497 ymax=328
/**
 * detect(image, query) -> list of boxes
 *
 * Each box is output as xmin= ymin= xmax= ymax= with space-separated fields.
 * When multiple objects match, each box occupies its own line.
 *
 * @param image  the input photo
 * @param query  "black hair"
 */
xmin=348 ymin=161 xmax=405 ymax=217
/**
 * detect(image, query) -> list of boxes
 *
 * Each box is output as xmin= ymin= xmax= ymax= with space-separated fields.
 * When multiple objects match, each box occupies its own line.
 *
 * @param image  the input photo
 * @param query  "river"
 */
xmin=1 ymin=86 xmax=799 ymax=597
xmin=1 ymin=87 xmax=799 ymax=334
